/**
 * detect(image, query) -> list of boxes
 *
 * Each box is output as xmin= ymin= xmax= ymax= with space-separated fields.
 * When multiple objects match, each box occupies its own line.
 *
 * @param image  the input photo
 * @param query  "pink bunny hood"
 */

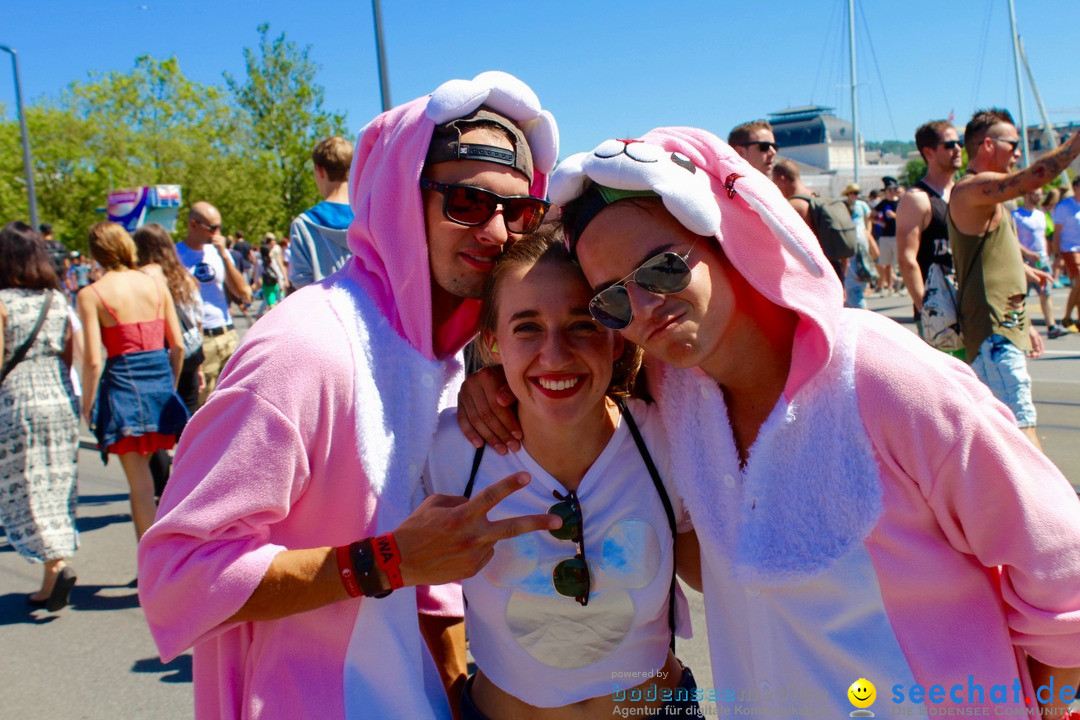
xmin=550 ymin=127 xmax=842 ymax=398
xmin=346 ymin=71 xmax=558 ymax=359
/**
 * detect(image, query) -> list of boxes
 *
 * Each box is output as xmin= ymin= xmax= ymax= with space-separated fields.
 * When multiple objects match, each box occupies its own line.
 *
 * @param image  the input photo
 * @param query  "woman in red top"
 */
xmin=77 ymin=222 xmax=188 ymax=541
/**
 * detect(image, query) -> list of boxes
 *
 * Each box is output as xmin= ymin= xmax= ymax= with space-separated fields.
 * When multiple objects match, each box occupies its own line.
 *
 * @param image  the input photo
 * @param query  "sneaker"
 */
xmin=1048 ymin=325 xmax=1068 ymax=339
xmin=1067 ymin=323 xmax=1080 ymax=333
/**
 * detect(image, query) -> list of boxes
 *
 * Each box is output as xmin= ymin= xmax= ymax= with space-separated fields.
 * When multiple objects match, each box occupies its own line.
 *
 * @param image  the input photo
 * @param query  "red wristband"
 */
xmin=335 ymin=544 xmax=362 ymax=598
xmin=373 ymin=533 xmax=404 ymax=590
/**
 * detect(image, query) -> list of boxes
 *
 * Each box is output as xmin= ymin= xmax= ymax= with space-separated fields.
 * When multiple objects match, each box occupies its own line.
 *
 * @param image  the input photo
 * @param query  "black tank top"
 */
xmin=915 ymin=179 xmax=953 ymax=280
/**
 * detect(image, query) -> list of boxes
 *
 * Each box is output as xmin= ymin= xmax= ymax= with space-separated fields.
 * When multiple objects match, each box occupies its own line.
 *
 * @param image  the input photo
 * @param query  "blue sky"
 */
xmin=2 ymin=0 xmax=1076 ymax=159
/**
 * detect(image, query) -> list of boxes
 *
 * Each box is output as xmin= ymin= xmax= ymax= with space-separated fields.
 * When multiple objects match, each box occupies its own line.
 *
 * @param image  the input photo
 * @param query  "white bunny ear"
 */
xmin=520 ymin=109 xmax=558 ymax=175
xmin=426 ymin=78 xmax=489 ymax=124
xmin=649 ymin=155 xmax=722 ymax=237
xmin=549 ymin=152 xmax=591 ymax=205
xmin=472 ymin=71 xmax=541 ymax=119
xmin=425 ymin=71 xmax=559 ymax=177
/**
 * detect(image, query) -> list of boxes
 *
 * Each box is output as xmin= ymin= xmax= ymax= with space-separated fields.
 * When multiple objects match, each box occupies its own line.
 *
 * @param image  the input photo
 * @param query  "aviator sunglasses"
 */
xmin=588 ymin=242 xmax=697 ymax=330
xmin=548 ymin=489 xmax=590 ymax=606
xmin=419 ymin=179 xmax=550 ymax=235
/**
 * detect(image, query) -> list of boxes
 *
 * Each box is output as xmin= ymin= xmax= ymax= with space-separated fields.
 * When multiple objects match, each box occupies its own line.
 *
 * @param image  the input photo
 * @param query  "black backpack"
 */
xmin=261 ymin=263 xmax=279 ymax=287
xmin=792 ymin=194 xmax=858 ymax=261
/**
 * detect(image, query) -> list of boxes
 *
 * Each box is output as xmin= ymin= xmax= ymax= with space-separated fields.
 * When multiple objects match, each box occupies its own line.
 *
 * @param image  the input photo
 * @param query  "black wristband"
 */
xmin=349 ymin=538 xmax=392 ymax=598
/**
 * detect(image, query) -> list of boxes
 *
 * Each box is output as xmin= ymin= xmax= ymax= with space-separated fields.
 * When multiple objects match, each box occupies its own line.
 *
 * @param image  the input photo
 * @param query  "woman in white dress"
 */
xmin=0 ymin=221 xmax=80 ymax=611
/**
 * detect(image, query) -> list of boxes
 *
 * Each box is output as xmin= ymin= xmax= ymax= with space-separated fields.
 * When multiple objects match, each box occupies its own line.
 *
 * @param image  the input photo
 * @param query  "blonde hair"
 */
xmin=134 ymin=223 xmax=199 ymax=306
xmin=312 ymin=136 xmax=354 ymax=182
xmin=88 ymin=221 xmax=138 ymax=270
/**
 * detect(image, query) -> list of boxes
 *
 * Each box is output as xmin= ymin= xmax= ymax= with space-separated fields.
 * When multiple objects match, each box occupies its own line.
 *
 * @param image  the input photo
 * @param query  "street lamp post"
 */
xmin=370 ymin=0 xmax=391 ymax=112
xmin=0 ymin=44 xmax=40 ymax=230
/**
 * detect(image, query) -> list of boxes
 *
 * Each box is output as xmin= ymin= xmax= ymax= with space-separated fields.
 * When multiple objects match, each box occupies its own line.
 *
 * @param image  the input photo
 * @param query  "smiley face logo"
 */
xmin=848 ymin=678 xmax=877 ymax=709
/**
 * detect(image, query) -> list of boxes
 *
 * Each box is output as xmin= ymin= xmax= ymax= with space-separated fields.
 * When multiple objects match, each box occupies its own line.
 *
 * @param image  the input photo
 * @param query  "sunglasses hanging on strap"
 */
xmin=461 ymin=396 xmax=679 ymax=651
xmin=466 ymin=440 xmax=593 ymax=606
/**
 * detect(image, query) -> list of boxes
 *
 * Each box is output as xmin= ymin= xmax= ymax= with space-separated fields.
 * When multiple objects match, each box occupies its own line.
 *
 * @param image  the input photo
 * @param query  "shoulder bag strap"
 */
xmin=1 ymin=290 xmax=55 ymax=385
xmin=460 ymin=442 xmax=488 ymax=612
xmin=953 ymin=217 xmax=993 ymax=318
xmin=176 ymin=300 xmax=194 ymax=335
xmin=614 ymin=395 xmax=678 ymax=653
xmin=463 ymin=444 xmax=485 ymax=499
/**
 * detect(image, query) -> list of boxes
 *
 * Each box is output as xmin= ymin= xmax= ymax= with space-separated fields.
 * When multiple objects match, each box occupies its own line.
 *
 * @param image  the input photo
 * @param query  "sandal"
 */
xmin=45 ymin=566 xmax=77 ymax=612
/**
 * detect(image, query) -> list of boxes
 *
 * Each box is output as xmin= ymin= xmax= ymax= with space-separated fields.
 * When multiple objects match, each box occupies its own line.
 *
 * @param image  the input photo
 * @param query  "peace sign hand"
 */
xmin=394 ymin=472 xmax=561 ymax=587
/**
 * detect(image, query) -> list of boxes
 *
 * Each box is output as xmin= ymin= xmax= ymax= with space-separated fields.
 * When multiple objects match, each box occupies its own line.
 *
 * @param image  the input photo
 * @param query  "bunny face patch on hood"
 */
xmin=550 ymin=129 xmax=841 ymax=398
xmin=346 ymin=71 xmax=558 ymax=360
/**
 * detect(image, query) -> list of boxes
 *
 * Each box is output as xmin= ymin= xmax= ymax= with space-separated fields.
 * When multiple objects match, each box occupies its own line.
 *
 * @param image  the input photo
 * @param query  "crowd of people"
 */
xmin=731 ymin=113 xmax=1080 ymax=449
xmin=2 ymin=69 xmax=1079 ymax=720
xmin=1 ymin=134 xmax=359 ymax=612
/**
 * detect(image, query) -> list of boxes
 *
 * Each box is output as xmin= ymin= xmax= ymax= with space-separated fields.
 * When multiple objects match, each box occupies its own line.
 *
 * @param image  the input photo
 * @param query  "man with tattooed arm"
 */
xmin=949 ymin=108 xmax=1080 ymax=449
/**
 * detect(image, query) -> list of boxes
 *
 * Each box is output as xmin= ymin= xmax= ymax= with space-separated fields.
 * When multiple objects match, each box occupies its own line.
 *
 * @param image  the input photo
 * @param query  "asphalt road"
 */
xmin=2 ymin=292 xmax=1077 ymax=719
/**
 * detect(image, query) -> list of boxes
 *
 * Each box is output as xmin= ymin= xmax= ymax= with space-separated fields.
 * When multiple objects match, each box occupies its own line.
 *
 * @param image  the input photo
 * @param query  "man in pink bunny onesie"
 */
xmin=137 ymin=72 xmax=560 ymax=719
xmin=545 ymin=132 xmax=1080 ymax=716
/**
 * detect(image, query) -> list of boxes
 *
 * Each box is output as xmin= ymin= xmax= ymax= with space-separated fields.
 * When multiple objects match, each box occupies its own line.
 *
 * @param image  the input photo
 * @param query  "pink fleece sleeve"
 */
xmin=855 ymin=315 xmax=1080 ymax=668
xmin=927 ymin=397 xmax=1080 ymax=668
xmin=137 ymin=388 xmax=311 ymax=661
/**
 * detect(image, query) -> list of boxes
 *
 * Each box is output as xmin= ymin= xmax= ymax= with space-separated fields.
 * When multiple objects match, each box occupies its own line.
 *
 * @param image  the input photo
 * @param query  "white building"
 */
xmin=1026 ymin=121 xmax=1080 ymax=175
xmin=771 ymin=105 xmax=905 ymax=200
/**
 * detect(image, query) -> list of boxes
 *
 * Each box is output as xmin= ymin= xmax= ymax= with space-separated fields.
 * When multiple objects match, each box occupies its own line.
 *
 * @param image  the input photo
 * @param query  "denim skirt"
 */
xmin=93 ymin=349 xmax=189 ymax=463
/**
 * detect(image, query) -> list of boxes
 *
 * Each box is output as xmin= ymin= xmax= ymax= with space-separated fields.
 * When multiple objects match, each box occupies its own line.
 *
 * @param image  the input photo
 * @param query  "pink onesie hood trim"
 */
xmin=346 ymin=71 xmax=557 ymax=359
xmin=550 ymin=127 xmax=842 ymax=397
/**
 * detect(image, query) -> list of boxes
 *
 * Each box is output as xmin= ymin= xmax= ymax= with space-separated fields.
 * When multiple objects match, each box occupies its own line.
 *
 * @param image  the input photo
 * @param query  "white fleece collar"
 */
xmin=659 ymin=315 xmax=881 ymax=584
xmin=325 ymin=274 xmax=463 ymax=532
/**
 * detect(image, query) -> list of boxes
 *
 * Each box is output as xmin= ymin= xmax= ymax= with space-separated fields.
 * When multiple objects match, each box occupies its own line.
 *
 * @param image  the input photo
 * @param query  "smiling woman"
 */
xmin=476 ymin=226 xmax=641 ymax=407
xmin=425 ymin=227 xmax=704 ymax=719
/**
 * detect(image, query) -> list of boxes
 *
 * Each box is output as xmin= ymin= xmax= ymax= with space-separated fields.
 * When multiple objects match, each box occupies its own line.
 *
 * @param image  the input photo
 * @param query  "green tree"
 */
xmin=64 ymin=56 xmax=256 ymax=239
xmin=866 ymin=140 xmax=917 ymax=157
xmin=902 ymin=158 xmax=927 ymax=188
xmin=902 ymin=150 xmax=968 ymax=188
xmin=226 ymin=24 xmax=348 ymax=231
xmin=0 ymin=102 xmax=105 ymax=251
xmin=1 ymin=30 xmax=348 ymax=247
xmin=0 ymin=102 xmax=31 ymax=226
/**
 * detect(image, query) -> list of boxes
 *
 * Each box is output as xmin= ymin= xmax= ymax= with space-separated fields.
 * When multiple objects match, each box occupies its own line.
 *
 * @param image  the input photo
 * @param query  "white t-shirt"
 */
xmin=424 ymin=398 xmax=692 ymax=707
xmin=176 ymin=241 xmax=232 ymax=329
xmin=1012 ymin=207 xmax=1049 ymax=260
xmin=1052 ymin=196 xmax=1080 ymax=253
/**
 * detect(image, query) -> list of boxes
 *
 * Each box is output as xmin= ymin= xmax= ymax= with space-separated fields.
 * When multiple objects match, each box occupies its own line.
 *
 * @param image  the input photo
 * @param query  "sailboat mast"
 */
xmin=1018 ymin=36 xmax=1071 ymax=186
xmin=1007 ymin=0 xmax=1029 ymax=167
xmin=848 ymin=0 xmax=859 ymax=184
